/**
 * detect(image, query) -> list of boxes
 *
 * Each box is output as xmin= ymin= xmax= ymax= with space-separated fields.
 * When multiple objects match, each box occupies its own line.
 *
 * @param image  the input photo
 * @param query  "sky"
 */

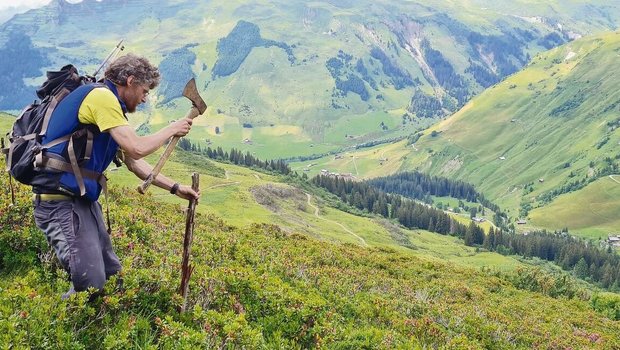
xmin=0 ymin=0 xmax=85 ymax=24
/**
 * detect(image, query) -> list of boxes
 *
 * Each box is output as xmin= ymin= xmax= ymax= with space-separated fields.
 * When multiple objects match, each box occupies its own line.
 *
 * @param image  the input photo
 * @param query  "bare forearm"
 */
xmin=130 ymin=129 xmax=176 ymax=159
xmin=125 ymin=157 xmax=176 ymax=191
xmin=123 ymin=155 xmax=201 ymax=201
xmin=109 ymin=119 xmax=192 ymax=160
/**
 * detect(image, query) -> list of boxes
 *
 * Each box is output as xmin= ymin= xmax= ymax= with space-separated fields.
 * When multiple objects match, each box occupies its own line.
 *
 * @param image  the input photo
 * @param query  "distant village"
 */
xmin=607 ymin=235 xmax=620 ymax=248
xmin=319 ymin=169 xmax=356 ymax=181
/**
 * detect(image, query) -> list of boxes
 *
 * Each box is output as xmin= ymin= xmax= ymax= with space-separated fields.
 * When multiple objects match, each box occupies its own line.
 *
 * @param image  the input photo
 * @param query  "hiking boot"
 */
xmin=61 ymin=284 xmax=76 ymax=300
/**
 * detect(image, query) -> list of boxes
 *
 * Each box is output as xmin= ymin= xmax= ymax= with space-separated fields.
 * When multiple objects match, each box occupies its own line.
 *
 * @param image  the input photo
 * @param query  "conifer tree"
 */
xmin=573 ymin=258 xmax=589 ymax=279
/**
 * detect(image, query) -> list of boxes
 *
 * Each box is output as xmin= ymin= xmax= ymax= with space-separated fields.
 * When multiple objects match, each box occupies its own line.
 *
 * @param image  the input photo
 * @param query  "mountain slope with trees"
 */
xmin=1 ymin=0 xmax=619 ymax=158
xmin=293 ymin=31 xmax=620 ymax=238
xmin=399 ymin=31 xmax=620 ymax=237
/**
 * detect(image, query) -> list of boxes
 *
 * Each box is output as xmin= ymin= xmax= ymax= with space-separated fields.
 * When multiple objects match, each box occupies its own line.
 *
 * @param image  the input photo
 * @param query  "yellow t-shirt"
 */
xmin=78 ymin=87 xmax=128 ymax=132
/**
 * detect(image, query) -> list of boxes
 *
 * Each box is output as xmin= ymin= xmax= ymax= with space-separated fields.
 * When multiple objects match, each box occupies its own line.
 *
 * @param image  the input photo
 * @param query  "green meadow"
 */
xmin=530 ymin=176 xmax=620 ymax=240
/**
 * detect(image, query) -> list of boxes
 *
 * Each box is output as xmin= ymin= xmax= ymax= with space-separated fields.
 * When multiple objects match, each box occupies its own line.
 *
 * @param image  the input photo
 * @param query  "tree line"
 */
xmin=312 ymin=174 xmax=480 ymax=241
xmin=177 ymin=138 xmax=292 ymax=176
xmin=367 ymin=171 xmax=503 ymax=216
xmin=483 ymin=229 xmax=620 ymax=290
xmin=203 ymin=146 xmax=291 ymax=175
xmin=314 ymin=174 xmax=619 ymax=290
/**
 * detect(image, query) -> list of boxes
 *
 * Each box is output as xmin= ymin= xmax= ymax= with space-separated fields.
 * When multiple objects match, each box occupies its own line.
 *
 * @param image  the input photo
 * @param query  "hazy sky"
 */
xmin=1 ymin=0 xmax=88 ymax=11
xmin=0 ymin=0 xmax=85 ymax=23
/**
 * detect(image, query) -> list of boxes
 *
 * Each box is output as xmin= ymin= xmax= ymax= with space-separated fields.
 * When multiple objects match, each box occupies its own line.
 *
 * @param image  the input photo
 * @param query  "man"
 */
xmin=32 ymin=54 xmax=200 ymax=299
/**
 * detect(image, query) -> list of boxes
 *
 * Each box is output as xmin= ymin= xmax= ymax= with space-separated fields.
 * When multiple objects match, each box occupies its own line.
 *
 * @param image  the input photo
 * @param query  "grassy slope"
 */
xmin=529 ymin=176 xmax=620 ymax=239
xmin=404 ymin=31 xmax=620 ymax=238
xmin=0 ymin=112 xmax=14 ymax=134
xmin=106 ymin=147 xmax=521 ymax=270
xmin=2 ymin=158 xmax=620 ymax=348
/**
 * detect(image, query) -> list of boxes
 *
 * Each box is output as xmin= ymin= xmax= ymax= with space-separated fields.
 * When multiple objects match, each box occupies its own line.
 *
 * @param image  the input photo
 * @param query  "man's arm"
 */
xmin=123 ymin=156 xmax=200 ymax=200
xmin=108 ymin=118 xmax=193 ymax=159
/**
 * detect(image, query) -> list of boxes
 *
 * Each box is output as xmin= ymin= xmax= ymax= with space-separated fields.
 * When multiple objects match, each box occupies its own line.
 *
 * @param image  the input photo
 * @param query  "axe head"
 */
xmin=182 ymin=78 xmax=207 ymax=115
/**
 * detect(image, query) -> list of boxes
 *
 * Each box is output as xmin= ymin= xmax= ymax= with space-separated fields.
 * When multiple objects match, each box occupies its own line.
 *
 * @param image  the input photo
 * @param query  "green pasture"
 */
xmin=289 ymin=139 xmax=411 ymax=178
xmin=0 ymin=113 xmax=14 ymax=134
xmin=529 ymin=176 xmax=620 ymax=240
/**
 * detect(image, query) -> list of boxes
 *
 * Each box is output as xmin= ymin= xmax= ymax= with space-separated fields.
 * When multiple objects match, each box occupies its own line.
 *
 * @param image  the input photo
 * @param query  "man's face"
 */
xmin=125 ymin=76 xmax=150 ymax=113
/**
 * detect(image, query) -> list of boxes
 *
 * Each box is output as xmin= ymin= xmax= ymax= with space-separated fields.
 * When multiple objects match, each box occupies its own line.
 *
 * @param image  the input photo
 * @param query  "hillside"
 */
xmin=0 ymin=108 xmax=513 ymax=270
xmin=291 ymin=31 xmax=620 ymax=239
xmin=2 ymin=157 xmax=620 ymax=348
xmin=1 ymin=0 xmax=620 ymax=158
xmin=106 ymin=146 xmax=521 ymax=270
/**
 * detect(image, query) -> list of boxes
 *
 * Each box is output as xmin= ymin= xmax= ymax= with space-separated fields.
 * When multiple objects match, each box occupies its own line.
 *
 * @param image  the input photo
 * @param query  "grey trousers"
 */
xmin=33 ymin=197 xmax=121 ymax=292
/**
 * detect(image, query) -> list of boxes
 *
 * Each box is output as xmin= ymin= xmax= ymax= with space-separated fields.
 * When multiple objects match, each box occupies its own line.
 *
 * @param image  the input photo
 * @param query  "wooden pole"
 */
xmin=1 ymin=138 xmax=15 ymax=205
xmin=179 ymin=172 xmax=199 ymax=313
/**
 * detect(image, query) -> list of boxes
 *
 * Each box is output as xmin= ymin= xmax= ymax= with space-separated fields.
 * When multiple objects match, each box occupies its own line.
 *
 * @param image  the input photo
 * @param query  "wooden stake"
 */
xmin=1 ymin=138 xmax=15 ymax=205
xmin=179 ymin=172 xmax=199 ymax=313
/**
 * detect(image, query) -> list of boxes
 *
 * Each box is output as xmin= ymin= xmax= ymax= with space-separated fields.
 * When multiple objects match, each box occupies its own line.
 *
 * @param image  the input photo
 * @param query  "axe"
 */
xmin=137 ymin=78 xmax=207 ymax=194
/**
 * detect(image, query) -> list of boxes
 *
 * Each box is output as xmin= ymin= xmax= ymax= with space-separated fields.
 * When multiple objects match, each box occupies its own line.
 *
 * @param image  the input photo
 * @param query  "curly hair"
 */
xmin=104 ymin=54 xmax=160 ymax=89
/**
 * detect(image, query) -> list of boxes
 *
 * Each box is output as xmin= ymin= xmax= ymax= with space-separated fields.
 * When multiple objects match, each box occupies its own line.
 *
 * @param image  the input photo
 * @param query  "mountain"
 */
xmin=292 ymin=31 xmax=620 ymax=239
xmin=1 ymin=0 xmax=620 ymax=158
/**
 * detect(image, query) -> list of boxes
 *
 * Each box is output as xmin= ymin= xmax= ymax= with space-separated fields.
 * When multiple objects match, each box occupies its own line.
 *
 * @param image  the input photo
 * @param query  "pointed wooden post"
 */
xmin=179 ymin=172 xmax=198 ymax=313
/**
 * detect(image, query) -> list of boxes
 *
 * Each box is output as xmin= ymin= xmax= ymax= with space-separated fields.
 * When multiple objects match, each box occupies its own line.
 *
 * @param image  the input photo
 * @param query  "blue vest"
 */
xmin=39 ymin=80 xmax=127 ymax=201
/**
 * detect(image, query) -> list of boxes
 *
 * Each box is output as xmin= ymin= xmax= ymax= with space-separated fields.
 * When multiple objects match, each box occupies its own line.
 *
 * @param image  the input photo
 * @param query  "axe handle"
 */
xmin=137 ymin=106 xmax=201 ymax=194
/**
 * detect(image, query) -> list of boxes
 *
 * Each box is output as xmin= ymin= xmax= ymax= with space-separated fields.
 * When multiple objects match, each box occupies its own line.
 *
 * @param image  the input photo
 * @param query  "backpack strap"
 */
xmin=34 ymin=128 xmax=97 ymax=196
xmin=39 ymin=88 xmax=72 ymax=137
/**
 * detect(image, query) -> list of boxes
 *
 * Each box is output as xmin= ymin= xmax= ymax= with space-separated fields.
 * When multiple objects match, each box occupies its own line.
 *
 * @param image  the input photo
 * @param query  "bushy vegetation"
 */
xmin=408 ymin=89 xmax=444 ymax=118
xmin=355 ymin=58 xmax=378 ymax=90
xmin=336 ymin=74 xmax=369 ymax=101
xmin=312 ymin=174 xmax=474 ymax=240
xmin=326 ymin=51 xmax=370 ymax=101
xmin=466 ymin=32 xmax=523 ymax=78
xmin=353 ymin=136 xmax=406 ymax=150
xmin=369 ymin=171 xmax=480 ymax=202
xmin=538 ymin=32 xmax=566 ymax=49
xmin=549 ymin=94 xmax=586 ymax=117
xmin=177 ymin=139 xmax=291 ymax=176
xmin=420 ymin=40 xmax=469 ymax=107
xmin=465 ymin=62 xmax=499 ymax=88
xmin=316 ymin=172 xmax=620 ymax=291
xmin=2 ymin=158 xmax=620 ymax=348
xmin=368 ymin=171 xmax=504 ymax=218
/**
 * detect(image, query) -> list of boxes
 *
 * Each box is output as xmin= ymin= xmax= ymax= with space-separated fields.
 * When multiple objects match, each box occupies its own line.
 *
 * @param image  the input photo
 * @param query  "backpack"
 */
xmin=2 ymin=65 xmax=102 ymax=194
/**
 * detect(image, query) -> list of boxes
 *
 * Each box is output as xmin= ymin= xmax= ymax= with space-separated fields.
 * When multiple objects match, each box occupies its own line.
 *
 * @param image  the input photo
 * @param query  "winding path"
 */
xmin=207 ymin=181 xmax=240 ymax=190
xmin=352 ymin=156 xmax=359 ymax=175
xmin=305 ymin=193 xmax=368 ymax=246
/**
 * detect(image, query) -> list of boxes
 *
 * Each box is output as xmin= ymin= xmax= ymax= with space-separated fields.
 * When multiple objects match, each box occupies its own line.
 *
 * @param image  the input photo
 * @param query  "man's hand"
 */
xmin=176 ymin=185 xmax=200 ymax=201
xmin=169 ymin=118 xmax=193 ymax=137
